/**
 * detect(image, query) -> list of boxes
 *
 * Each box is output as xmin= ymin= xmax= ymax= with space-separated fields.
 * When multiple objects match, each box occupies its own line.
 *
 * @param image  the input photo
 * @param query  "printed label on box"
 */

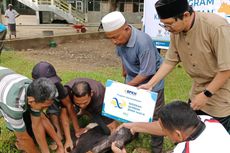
xmin=102 ymin=80 xmax=158 ymax=123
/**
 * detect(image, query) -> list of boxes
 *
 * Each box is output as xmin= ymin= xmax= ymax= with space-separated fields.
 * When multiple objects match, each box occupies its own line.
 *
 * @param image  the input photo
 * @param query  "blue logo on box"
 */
xmin=125 ymin=90 xmax=137 ymax=96
xmin=111 ymin=97 xmax=126 ymax=109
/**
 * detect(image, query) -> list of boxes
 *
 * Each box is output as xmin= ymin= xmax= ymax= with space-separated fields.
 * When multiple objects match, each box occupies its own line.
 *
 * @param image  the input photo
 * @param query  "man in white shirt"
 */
xmin=5 ymin=4 xmax=19 ymax=39
xmin=112 ymin=101 xmax=230 ymax=153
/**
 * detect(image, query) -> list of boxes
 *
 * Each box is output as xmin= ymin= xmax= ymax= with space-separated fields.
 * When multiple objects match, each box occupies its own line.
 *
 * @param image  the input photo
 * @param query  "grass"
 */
xmin=0 ymin=51 xmax=191 ymax=153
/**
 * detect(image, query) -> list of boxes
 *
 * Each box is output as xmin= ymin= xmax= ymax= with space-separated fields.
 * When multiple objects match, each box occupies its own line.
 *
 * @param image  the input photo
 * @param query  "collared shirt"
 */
xmin=165 ymin=12 xmax=230 ymax=117
xmin=0 ymin=66 xmax=31 ymax=132
xmin=173 ymin=115 xmax=230 ymax=153
xmin=116 ymin=25 xmax=164 ymax=92
xmin=5 ymin=9 xmax=19 ymax=24
xmin=65 ymin=78 xmax=113 ymax=125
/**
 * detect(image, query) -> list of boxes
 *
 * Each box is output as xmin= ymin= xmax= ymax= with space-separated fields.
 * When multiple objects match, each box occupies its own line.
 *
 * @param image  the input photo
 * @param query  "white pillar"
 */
xmin=84 ymin=0 xmax=88 ymax=22
xmin=36 ymin=11 xmax=40 ymax=24
xmin=69 ymin=4 xmax=72 ymax=14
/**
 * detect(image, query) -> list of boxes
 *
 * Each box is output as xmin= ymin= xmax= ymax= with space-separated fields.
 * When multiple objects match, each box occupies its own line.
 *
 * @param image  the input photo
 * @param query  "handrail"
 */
xmin=35 ymin=0 xmax=85 ymax=23
xmin=54 ymin=0 xmax=69 ymax=11
xmin=58 ymin=0 xmax=85 ymax=23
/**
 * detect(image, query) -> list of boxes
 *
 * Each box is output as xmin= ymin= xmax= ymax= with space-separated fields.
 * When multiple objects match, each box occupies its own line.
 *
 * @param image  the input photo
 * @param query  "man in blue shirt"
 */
xmin=101 ymin=11 xmax=165 ymax=153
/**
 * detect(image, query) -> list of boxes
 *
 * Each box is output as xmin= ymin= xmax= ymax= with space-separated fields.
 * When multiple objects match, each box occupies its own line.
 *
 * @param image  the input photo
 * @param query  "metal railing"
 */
xmin=20 ymin=0 xmax=86 ymax=23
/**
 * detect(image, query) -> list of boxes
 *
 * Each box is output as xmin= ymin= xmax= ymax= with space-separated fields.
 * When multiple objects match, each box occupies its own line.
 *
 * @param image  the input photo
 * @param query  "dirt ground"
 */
xmin=2 ymin=15 xmax=142 ymax=70
xmin=18 ymin=38 xmax=121 ymax=72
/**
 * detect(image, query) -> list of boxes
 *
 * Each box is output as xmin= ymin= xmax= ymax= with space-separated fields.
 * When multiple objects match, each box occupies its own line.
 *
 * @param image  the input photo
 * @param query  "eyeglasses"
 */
xmin=159 ymin=21 xmax=177 ymax=30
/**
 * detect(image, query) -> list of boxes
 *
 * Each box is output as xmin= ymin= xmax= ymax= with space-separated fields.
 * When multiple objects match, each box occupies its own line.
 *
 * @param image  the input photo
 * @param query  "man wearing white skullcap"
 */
xmin=101 ymin=11 xmax=165 ymax=153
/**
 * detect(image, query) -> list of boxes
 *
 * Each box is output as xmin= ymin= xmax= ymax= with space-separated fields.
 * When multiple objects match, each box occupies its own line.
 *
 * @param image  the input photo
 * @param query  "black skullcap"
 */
xmin=155 ymin=0 xmax=189 ymax=19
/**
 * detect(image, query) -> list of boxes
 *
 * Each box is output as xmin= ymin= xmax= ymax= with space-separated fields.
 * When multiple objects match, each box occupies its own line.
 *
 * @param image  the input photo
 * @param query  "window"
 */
xmin=117 ymin=0 xmax=144 ymax=12
xmin=76 ymin=1 xmax=83 ymax=12
xmin=133 ymin=2 xmax=138 ymax=12
xmin=119 ymin=2 xmax=124 ymax=12
xmin=88 ymin=0 xmax=100 ymax=11
xmin=94 ymin=1 xmax=100 ymax=11
xmin=88 ymin=0 xmax=94 ymax=11
xmin=139 ymin=3 xmax=144 ymax=12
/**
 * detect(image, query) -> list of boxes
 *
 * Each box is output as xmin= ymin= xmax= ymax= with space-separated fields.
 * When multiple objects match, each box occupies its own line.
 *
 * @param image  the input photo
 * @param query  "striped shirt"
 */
xmin=0 ymin=66 xmax=31 ymax=132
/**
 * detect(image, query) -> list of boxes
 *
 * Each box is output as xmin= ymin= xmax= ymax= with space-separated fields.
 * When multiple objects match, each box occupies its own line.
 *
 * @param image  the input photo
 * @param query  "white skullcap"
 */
xmin=101 ymin=11 xmax=126 ymax=32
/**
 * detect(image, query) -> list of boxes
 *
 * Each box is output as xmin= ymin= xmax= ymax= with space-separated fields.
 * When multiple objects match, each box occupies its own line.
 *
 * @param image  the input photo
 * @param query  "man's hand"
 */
xmin=122 ymin=64 xmax=127 ymax=78
xmin=111 ymin=142 xmax=126 ymax=153
xmin=14 ymin=131 xmax=39 ymax=153
xmin=107 ymin=121 xmax=119 ymax=134
xmin=75 ymin=128 xmax=88 ymax=138
xmin=122 ymin=70 xmax=127 ymax=78
xmin=116 ymin=123 xmax=136 ymax=135
xmin=138 ymin=83 xmax=153 ymax=91
xmin=56 ymin=144 xmax=65 ymax=153
xmin=64 ymin=139 xmax=73 ymax=153
xmin=191 ymin=92 xmax=208 ymax=110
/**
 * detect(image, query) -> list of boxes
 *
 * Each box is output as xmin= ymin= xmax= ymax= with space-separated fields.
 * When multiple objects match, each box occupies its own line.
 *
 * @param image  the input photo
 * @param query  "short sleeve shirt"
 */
xmin=173 ymin=115 xmax=230 ymax=153
xmin=5 ymin=9 xmax=18 ymax=24
xmin=165 ymin=12 xmax=230 ymax=117
xmin=65 ymin=78 xmax=113 ymax=124
xmin=116 ymin=25 xmax=164 ymax=92
xmin=0 ymin=66 xmax=31 ymax=132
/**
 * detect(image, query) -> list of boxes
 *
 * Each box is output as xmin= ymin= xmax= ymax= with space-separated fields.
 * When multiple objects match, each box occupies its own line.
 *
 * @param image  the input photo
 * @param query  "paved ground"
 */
xmin=13 ymin=24 xmax=99 ymax=39
xmin=1 ymin=15 xmax=141 ymax=40
xmin=1 ymin=15 xmax=101 ymax=39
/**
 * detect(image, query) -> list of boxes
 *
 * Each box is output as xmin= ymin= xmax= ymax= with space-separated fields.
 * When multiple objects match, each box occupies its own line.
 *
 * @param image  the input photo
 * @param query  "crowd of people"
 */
xmin=0 ymin=0 xmax=230 ymax=153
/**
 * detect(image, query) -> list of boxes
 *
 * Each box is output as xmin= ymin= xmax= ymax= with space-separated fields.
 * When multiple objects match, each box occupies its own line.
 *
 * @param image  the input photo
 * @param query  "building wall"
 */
xmin=100 ymin=1 xmax=110 ymax=12
xmin=86 ymin=0 xmax=143 ymax=23
xmin=87 ymin=11 xmax=142 ymax=24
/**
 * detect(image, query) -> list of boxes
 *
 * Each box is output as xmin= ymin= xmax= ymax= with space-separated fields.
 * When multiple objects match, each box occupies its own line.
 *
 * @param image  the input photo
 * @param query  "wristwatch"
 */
xmin=203 ymin=89 xmax=213 ymax=97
